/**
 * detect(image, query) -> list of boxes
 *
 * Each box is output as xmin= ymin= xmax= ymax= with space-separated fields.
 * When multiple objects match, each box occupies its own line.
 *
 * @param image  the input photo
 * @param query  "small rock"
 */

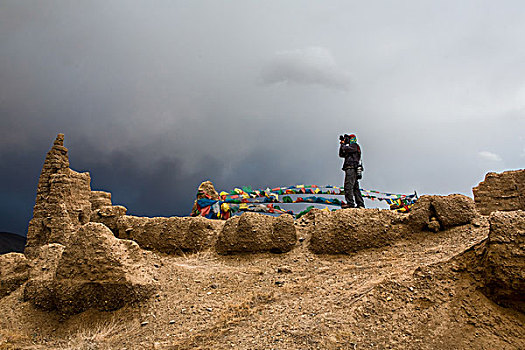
xmin=427 ymin=217 xmax=441 ymax=232
xmin=277 ymin=266 xmax=292 ymax=274
xmin=275 ymin=281 xmax=285 ymax=287
xmin=206 ymin=307 xmax=213 ymax=312
xmin=141 ymin=321 xmax=149 ymax=326
xmin=169 ymin=320 xmax=176 ymax=324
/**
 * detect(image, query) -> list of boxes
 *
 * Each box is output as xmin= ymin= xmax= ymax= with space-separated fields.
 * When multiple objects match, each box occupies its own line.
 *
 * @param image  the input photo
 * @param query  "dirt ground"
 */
xmin=1 ymin=216 xmax=524 ymax=350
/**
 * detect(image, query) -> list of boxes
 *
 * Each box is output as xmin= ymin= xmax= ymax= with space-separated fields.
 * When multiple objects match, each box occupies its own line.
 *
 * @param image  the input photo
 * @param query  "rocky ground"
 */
xmin=1 ymin=214 xmax=523 ymax=350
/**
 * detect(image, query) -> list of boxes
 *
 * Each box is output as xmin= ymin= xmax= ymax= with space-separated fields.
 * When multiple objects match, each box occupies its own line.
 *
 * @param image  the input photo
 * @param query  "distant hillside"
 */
xmin=0 ymin=232 xmax=26 ymax=254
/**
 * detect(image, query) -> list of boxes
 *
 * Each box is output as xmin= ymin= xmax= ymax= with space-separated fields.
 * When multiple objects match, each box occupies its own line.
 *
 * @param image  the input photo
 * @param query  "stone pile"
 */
xmin=191 ymin=180 xmax=220 ymax=216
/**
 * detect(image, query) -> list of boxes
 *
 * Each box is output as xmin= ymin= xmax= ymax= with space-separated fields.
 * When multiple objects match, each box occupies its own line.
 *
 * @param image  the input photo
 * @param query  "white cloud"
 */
xmin=261 ymin=46 xmax=351 ymax=91
xmin=478 ymin=151 xmax=502 ymax=162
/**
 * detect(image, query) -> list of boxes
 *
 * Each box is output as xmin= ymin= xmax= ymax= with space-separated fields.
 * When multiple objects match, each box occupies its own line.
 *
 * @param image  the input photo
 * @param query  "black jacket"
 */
xmin=339 ymin=143 xmax=361 ymax=170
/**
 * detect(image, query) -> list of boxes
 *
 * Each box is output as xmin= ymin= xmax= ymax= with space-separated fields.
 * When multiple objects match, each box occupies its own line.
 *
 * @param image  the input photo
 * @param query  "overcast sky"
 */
xmin=1 ymin=1 xmax=524 ymax=235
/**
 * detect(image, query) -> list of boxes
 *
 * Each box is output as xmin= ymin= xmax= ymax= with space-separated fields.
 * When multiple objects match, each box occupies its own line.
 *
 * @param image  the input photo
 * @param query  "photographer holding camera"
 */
xmin=339 ymin=133 xmax=365 ymax=209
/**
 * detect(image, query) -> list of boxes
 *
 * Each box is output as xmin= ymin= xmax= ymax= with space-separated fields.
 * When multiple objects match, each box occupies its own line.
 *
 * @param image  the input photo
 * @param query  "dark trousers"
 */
xmin=344 ymin=168 xmax=365 ymax=208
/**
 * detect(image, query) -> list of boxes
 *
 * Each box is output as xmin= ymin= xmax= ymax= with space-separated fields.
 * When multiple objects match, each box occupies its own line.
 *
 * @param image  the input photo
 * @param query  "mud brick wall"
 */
xmin=473 ymin=170 xmax=525 ymax=215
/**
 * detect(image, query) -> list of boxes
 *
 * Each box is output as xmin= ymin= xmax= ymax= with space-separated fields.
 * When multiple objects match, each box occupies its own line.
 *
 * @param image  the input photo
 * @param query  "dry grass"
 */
xmin=0 ymin=329 xmax=31 ymax=350
xmin=169 ymin=291 xmax=276 ymax=349
xmin=176 ymin=250 xmax=219 ymax=266
xmin=218 ymin=291 xmax=275 ymax=326
xmin=53 ymin=317 xmax=137 ymax=350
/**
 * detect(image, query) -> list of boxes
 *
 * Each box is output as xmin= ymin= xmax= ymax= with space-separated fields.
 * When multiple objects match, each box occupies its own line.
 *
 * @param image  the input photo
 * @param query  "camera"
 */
xmin=339 ymin=134 xmax=349 ymax=143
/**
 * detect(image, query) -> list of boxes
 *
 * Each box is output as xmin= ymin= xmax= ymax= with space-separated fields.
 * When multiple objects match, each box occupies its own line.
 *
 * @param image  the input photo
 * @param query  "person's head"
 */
xmin=347 ymin=134 xmax=357 ymax=144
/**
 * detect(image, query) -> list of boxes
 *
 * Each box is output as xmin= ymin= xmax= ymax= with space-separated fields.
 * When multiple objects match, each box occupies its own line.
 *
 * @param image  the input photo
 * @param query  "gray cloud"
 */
xmin=478 ymin=151 xmax=502 ymax=162
xmin=261 ymin=47 xmax=351 ymax=90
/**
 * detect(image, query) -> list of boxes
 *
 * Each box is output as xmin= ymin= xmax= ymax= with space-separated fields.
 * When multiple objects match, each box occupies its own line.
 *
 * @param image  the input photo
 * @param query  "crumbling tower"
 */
xmin=25 ymin=134 xmax=92 ymax=257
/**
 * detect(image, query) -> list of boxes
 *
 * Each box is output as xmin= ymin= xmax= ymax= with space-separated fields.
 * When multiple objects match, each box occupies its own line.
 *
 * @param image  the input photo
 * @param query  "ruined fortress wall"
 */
xmin=308 ymin=194 xmax=479 ymax=254
xmin=23 ymin=134 xmax=481 ymax=258
xmin=116 ymin=215 xmax=224 ymax=254
xmin=473 ymin=169 xmax=525 ymax=215
xmin=308 ymin=209 xmax=406 ymax=254
xmin=3 ymin=134 xmax=523 ymax=316
xmin=216 ymin=212 xmax=296 ymax=254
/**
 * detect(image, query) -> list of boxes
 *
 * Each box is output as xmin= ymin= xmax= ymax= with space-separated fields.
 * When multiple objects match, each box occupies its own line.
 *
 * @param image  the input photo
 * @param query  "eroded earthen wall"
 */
xmin=473 ymin=169 xmax=525 ymax=215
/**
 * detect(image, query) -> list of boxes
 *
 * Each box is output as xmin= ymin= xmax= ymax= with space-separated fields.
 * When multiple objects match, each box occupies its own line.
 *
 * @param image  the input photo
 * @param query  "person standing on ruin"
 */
xmin=339 ymin=133 xmax=365 ymax=209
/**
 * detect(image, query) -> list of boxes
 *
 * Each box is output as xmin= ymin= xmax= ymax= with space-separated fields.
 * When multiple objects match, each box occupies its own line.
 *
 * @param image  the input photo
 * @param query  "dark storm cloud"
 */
xmin=1 ymin=1 xmax=525 ymax=234
xmin=0 ymin=149 xmax=42 ymax=234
